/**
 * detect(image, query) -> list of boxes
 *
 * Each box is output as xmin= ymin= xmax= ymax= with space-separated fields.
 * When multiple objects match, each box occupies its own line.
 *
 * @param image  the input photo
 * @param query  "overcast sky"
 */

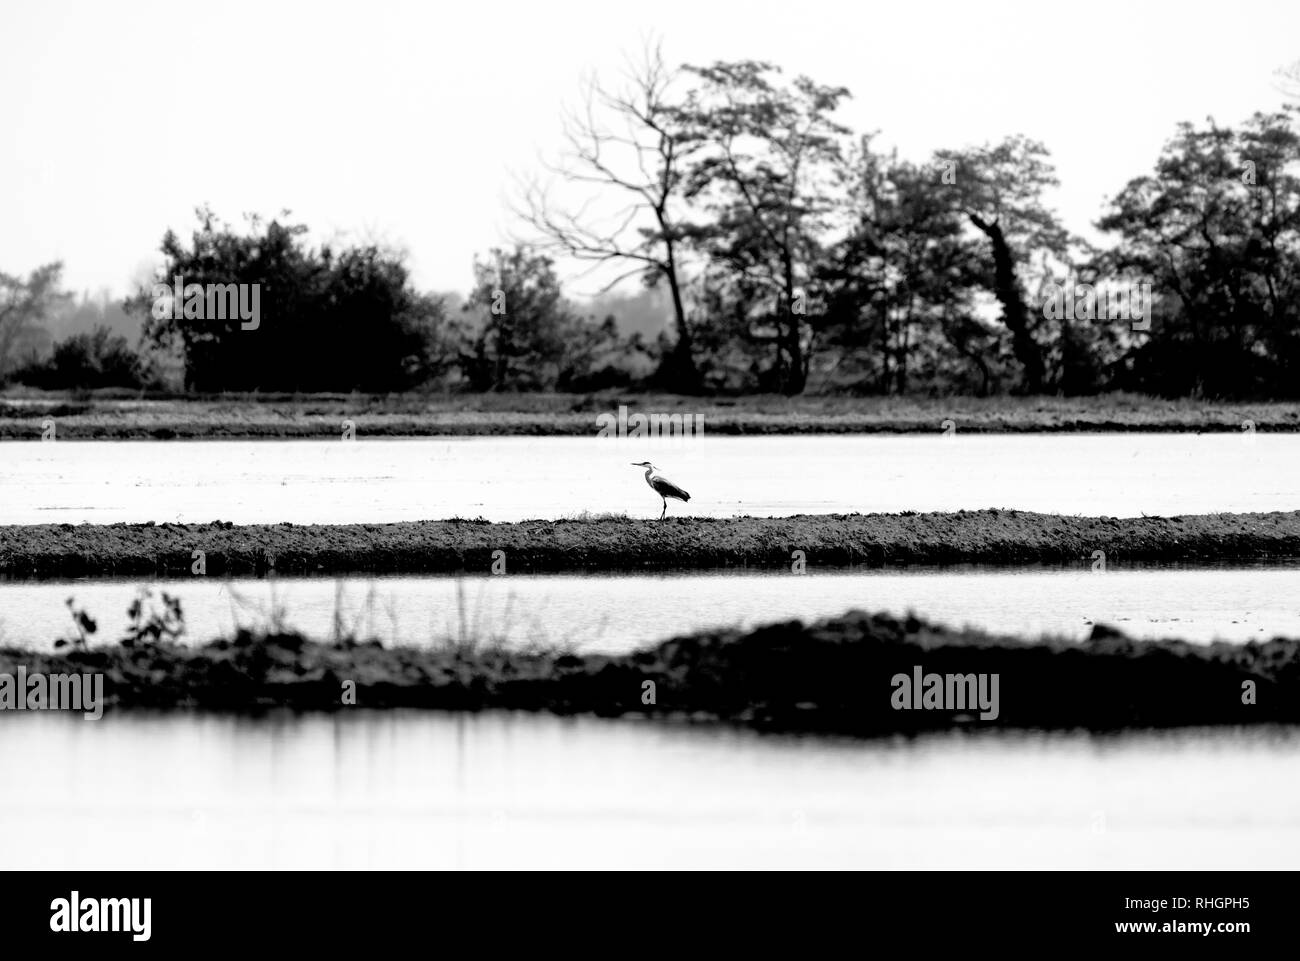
xmin=2 ymin=0 xmax=1297 ymax=299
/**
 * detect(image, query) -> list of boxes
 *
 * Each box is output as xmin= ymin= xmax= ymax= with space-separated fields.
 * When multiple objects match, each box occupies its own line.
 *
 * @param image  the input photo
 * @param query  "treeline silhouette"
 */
xmin=3 ymin=57 xmax=1298 ymax=398
xmin=513 ymin=52 xmax=1300 ymax=399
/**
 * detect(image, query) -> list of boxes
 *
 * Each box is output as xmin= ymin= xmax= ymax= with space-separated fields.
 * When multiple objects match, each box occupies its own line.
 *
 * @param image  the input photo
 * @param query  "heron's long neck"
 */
xmin=644 ymin=467 xmax=655 ymax=487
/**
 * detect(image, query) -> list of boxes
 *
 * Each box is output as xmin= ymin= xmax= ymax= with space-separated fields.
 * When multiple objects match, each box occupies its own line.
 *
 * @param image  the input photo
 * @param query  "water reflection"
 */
xmin=0 ymin=711 xmax=1296 ymax=869
xmin=5 ymin=565 xmax=1300 ymax=650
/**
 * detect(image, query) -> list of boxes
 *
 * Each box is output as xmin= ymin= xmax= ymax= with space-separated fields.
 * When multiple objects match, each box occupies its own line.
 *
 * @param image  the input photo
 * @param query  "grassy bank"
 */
xmin=2 ymin=510 xmax=1299 ymax=579
xmin=3 ymin=610 xmax=1294 ymax=733
xmin=1 ymin=391 xmax=1297 ymax=438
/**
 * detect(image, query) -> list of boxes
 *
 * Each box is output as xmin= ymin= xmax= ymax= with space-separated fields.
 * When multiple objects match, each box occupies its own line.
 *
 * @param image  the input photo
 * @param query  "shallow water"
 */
xmin=0 ymin=711 xmax=1294 ymax=869
xmin=1 ymin=433 xmax=1296 ymax=524
xmin=5 ymin=565 xmax=1300 ymax=650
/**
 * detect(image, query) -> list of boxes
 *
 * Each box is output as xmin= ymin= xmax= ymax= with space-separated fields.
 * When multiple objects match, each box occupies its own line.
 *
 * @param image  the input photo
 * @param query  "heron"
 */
xmin=631 ymin=461 xmax=691 ymax=520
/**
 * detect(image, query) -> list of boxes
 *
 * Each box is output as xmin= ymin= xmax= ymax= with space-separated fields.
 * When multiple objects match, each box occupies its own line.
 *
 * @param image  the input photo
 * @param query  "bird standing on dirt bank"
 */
xmin=631 ymin=462 xmax=691 ymax=520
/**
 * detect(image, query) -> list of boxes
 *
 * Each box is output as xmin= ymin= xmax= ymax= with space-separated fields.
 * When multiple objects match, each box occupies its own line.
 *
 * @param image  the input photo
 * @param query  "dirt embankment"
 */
xmin=2 ymin=610 xmax=1293 ymax=733
xmin=2 ymin=510 xmax=1299 ymax=580
xmin=1 ymin=392 xmax=1297 ymax=438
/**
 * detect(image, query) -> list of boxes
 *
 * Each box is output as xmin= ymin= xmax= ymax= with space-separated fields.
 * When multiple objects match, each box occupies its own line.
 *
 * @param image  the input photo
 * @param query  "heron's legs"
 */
xmin=659 ymin=498 xmax=667 ymax=520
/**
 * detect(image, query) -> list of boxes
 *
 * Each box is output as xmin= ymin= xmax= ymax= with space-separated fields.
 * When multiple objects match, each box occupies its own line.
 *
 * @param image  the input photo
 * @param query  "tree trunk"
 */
xmin=782 ymin=320 xmax=807 ymax=395
xmin=969 ymin=213 xmax=1045 ymax=394
xmin=779 ymin=253 xmax=806 ymax=395
xmin=659 ymin=246 xmax=702 ymax=394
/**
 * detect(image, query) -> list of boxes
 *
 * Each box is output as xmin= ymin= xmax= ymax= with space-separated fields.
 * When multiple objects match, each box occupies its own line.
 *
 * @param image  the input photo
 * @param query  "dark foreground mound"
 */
xmin=4 ymin=509 xmax=1300 ymax=579
xmin=3 ymin=611 xmax=1295 ymax=734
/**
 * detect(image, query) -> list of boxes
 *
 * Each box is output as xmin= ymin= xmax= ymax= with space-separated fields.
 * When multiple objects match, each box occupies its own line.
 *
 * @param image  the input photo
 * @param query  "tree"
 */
xmin=822 ymin=143 xmax=994 ymax=394
xmin=131 ymin=208 xmax=453 ymax=392
xmin=459 ymin=246 xmax=612 ymax=391
xmin=0 ymin=262 xmax=69 ymax=380
xmin=677 ymin=60 xmax=851 ymax=394
xmin=518 ymin=40 xmax=702 ymax=392
xmin=934 ymin=137 xmax=1070 ymax=393
xmin=1097 ymin=110 xmax=1300 ymax=397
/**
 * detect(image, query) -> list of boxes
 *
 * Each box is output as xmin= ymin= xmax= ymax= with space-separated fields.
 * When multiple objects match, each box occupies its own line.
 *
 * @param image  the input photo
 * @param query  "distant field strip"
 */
xmin=2 ymin=393 xmax=1299 ymax=438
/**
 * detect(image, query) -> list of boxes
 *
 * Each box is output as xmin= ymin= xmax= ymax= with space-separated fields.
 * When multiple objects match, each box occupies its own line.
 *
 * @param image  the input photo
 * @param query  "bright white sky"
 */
xmin=2 ymin=0 xmax=1296 ymax=299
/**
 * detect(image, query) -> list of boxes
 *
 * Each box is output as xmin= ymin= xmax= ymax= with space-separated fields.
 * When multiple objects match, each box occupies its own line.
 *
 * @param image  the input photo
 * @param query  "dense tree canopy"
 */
xmin=131 ymin=209 xmax=454 ymax=393
xmin=1098 ymin=109 xmax=1300 ymax=397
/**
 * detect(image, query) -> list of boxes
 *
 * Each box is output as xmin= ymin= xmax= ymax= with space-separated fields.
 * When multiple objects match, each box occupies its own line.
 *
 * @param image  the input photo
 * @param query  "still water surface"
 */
xmin=5 ymin=565 xmax=1300 ymax=650
xmin=0 ymin=711 xmax=1293 ymax=869
xmin=2 ymin=433 xmax=1296 ymax=524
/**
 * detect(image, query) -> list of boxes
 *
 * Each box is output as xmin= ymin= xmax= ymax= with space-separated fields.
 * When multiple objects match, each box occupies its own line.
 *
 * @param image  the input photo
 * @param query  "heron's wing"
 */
xmin=652 ymin=476 xmax=690 ymax=501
